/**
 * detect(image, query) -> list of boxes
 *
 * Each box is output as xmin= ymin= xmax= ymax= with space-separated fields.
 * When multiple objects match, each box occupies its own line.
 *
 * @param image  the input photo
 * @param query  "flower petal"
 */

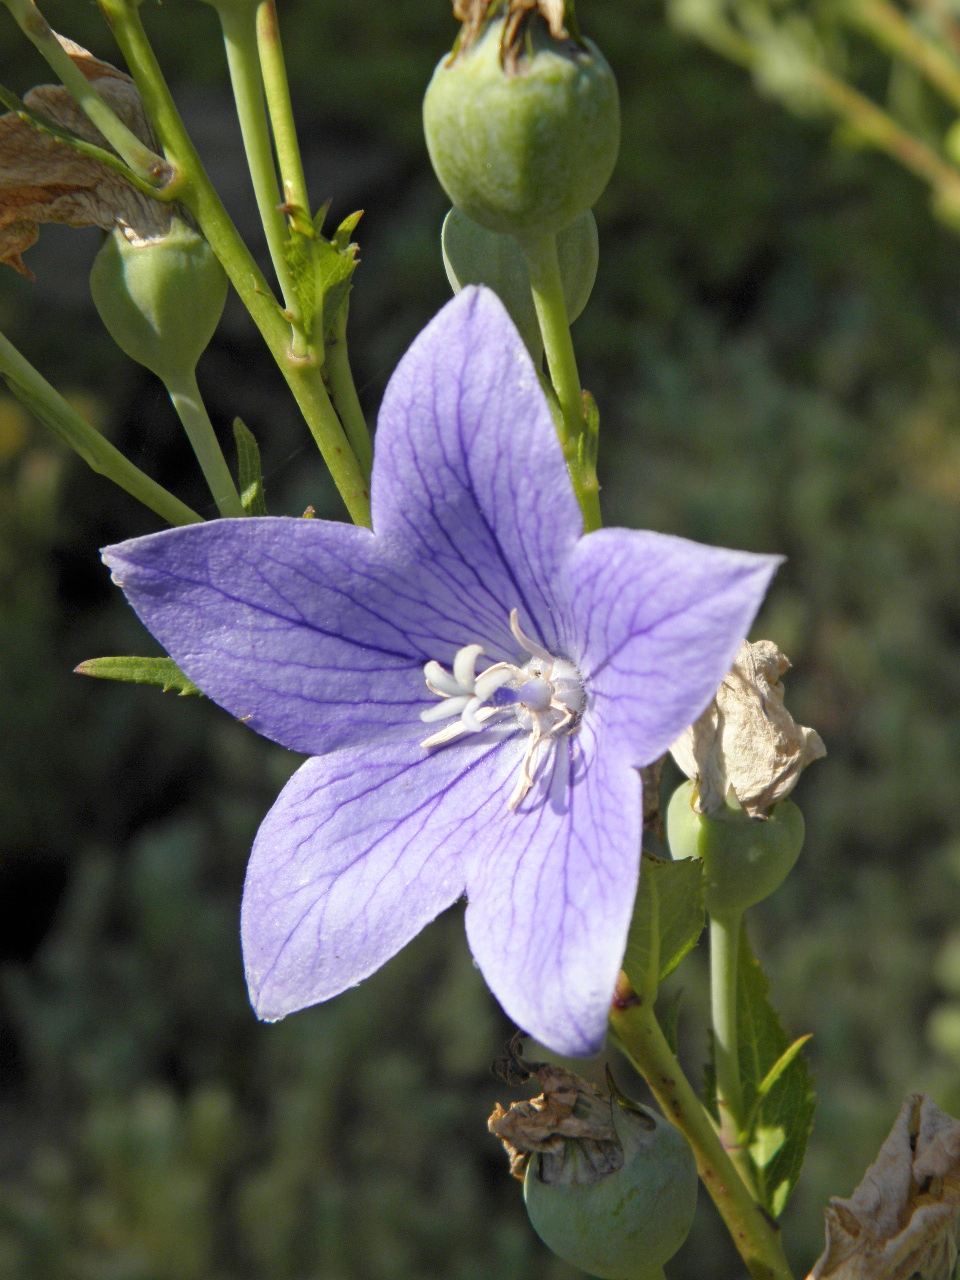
xmin=371 ymin=286 xmax=582 ymax=661
xmin=464 ymin=717 xmax=641 ymax=1057
xmin=102 ymin=518 xmax=434 ymax=755
xmin=242 ymin=722 xmax=524 ymax=1019
xmin=566 ymin=528 xmax=781 ymax=765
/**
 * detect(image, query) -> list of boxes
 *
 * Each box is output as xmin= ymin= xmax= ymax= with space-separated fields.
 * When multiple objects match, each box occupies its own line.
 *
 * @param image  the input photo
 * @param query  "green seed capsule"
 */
xmin=441 ymin=207 xmax=598 ymax=359
xmin=666 ymin=780 xmax=805 ymax=918
xmin=423 ymin=13 xmax=620 ymax=237
xmin=524 ymin=1101 xmax=698 ymax=1280
xmin=89 ymin=218 xmax=228 ymax=385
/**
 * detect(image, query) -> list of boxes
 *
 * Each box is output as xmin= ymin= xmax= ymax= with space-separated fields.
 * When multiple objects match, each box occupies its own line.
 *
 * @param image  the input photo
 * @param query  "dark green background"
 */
xmin=2 ymin=1 xmax=960 ymax=1275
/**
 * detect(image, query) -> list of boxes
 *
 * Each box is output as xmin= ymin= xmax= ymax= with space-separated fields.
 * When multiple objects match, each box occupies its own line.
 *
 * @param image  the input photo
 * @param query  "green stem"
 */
xmin=846 ymin=0 xmax=960 ymax=115
xmin=213 ymin=0 xmax=306 ymax=347
xmin=610 ymin=989 xmax=794 ymax=1280
xmin=0 ymin=327 xmax=201 ymax=526
xmin=256 ymin=0 xmax=311 ymax=228
xmin=1 ymin=0 xmax=171 ymax=185
xmin=518 ymin=229 xmax=602 ymax=531
xmin=95 ymin=0 xmax=372 ymax=526
xmin=711 ymin=910 xmax=757 ymax=1191
xmin=325 ymin=311 xmax=373 ymax=480
xmin=165 ymin=371 xmax=244 ymax=518
xmin=692 ymin=13 xmax=960 ymax=211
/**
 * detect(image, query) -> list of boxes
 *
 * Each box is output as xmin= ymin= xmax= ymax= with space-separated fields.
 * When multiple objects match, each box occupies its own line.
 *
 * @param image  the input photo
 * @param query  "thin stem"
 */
xmin=518 ymin=229 xmax=602 ymax=532
xmin=692 ymin=12 xmax=960 ymax=209
xmin=808 ymin=60 xmax=960 ymax=199
xmin=610 ymin=986 xmax=794 ymax=1280
xmin=325 ymin=311 xmax=373 ymax=480
xmin=0 ymin=327 xmax=201 ymax=526
xmin=846 ymin=0 xmax=960 ymax=115
xmin=214 ymin=0 xmax=305 ymax=344
xmin=165 ymin=371 xmax=244 ymax=518
xmin=1 ymin=0 xmax=171 ymax=185
xmin=96 ymin=0 xmax=372 ymax=526
xmin=711 ymin=911 xmax=757 ymax=1192
xmin=256 ymin=0 xmax=311 ymax=227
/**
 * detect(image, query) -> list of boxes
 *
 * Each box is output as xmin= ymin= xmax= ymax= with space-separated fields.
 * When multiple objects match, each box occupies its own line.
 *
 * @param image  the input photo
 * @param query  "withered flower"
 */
xmin=670 ymin=638 xmax=825 ymax=818
xmin=808 ymin=1094 xmax=960 ymax=1280
xmin=0 ymin=36 xmax=169 ymax=278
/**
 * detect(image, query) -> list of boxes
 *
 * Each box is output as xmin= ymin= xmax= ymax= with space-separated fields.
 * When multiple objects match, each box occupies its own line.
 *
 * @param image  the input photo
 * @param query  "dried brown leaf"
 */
xmin=808 ymin=1095 xmax=960 ymax=1280
xmin=0 ymin=35 xmax=168 ymax=277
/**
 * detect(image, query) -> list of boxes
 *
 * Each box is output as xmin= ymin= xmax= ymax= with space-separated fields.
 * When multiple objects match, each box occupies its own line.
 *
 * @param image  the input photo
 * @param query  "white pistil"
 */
xmin=420 ymin=608 xmax=584 ymax=810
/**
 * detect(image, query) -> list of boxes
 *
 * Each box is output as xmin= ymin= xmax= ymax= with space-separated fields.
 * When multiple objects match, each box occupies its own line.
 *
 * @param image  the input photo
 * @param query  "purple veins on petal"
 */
xmin=101 ymin=285 xmax=781 ymax=1057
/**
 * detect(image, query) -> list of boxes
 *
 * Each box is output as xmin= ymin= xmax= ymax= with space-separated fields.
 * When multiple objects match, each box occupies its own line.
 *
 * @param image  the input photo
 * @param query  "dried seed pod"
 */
xmin=490 ymin=1054 xmax=697 ymax=1279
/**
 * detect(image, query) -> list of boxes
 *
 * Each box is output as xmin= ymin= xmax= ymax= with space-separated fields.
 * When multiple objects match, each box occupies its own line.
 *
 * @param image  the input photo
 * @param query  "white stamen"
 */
xmin=419 ymin=613 xmax=585 ymax=812
xmin=453 ymin=643 xmax=484 ymax=690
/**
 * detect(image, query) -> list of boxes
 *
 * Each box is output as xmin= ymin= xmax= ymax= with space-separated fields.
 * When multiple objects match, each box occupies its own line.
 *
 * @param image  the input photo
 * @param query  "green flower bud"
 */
xmin=423 ymin=9 xmax=620 ymax=237
xmin=89 ymin=218 xmax=228 ymax=385
xmin=490 ymin=1050 xmax=696 ymax=1280
xmin=666 ymin=779 xmax=804 ymax=918
xmin=441 ymin=206 xmax=598 ymax=358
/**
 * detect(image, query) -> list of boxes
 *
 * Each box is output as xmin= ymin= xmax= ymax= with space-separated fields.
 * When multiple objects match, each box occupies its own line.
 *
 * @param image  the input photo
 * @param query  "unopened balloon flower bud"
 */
xmin=489 ymin=1040 xmax=697 ymax=1279
xmin=423 ymin=0 xmax=620 ymax=237
xmin=808 ymin=1094 xmax=960 ymax=1280
xmin=670 ymin=639 xmax=825 ymax=819
xmin=89 ymin=218 xmax=227 ymax=385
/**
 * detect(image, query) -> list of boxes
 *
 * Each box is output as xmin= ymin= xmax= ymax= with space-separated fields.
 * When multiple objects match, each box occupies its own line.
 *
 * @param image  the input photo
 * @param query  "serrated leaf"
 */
xmin=75 ymin=656 xmax=202 ymax=696
xmin=332 ymin=209 xmax=363 ymax=252
xmin=737 ymin=928 xmax=816 ymax=1217
xmin=282 ymin=210 xmax=361 ymax=349
xmin=232 ymin=417 xmax=267 ymax=516
xmin=622 ymin=854 xmax=705 ymax=999
xmin=282 ymin=226 xmax=317 ymax=341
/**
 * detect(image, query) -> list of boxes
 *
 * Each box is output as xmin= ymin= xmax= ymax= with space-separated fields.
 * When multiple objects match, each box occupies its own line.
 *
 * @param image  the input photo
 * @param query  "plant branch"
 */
xmin=95 ymin=0 xmax=371 ymax=525
xmin=610 ymin=981 xmax=794 ymax=1280
xmin=0 ymin=327 xmax=202 ymax=526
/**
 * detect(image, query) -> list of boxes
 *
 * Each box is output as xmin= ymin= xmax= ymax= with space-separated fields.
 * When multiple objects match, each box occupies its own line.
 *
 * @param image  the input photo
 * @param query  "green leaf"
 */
xmin=737 ymin=928 xmax=816 ymax=1218
xmin=621 ymin=854 xmax=705 ymax=999
xmin=282 ymin=210 xmax=362 ymax=348
xmin=75 ymin=656 xmax=202 ymax=696
xmin=232 ymin=417 xmax=267 ymax=516
xmin=658 ymin=987 xmax=684 ymax=1057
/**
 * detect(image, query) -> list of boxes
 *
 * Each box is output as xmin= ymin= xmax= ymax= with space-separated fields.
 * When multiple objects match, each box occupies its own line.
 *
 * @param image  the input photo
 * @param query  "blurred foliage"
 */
xmin=1 ymin=0 xmax=960 ymax=1276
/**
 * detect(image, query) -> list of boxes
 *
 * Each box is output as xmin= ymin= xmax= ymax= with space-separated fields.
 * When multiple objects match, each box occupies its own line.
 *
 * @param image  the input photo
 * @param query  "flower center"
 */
xmin=420 ymin=609 xmax=585 ymax=810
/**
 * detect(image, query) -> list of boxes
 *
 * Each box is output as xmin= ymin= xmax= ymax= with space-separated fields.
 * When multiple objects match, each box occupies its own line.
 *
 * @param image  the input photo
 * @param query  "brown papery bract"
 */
xmin=0 ymin=36 xmax=168 ymax=278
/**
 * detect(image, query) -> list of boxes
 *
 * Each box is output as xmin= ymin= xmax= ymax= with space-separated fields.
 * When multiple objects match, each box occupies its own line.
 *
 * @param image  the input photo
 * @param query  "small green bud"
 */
xmin=441 ymin=207 xmax=598 ymax=358
xmin=490 ymin=1051 xmax=696 ymax=1280
xmin=423 ymin=9 xmax=619 ymax=236
xmin=89 ymin=218 xmax=228 ymax=385
xmin=666 ymin=779 xmax=804 ymax=918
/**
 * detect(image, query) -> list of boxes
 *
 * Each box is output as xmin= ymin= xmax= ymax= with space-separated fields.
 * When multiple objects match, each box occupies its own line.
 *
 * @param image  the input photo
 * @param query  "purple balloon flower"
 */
xmin=103 ymin=287 xmax=779 ymax=1056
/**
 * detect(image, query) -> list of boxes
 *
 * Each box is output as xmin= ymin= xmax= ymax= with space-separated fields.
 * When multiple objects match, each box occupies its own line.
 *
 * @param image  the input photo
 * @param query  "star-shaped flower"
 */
xmin=103 ymin=287 xmax=779 ymax=1056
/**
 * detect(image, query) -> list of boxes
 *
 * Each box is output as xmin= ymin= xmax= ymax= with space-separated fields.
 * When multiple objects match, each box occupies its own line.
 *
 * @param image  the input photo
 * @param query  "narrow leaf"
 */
xmin=232 ymin=417 xmax=267 ymax=516
xmin=737 ymin=928 xmax=816 ymax=1218
xmin=75 ymin=656 xmax=201 ymax=696
xmin=622 ymin=854 xmax=705 ymax=999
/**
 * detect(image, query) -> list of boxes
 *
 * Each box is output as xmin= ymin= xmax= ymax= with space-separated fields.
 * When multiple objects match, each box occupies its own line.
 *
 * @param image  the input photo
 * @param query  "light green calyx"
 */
xmin=89 ymin=218 xmax=228 ymax=385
